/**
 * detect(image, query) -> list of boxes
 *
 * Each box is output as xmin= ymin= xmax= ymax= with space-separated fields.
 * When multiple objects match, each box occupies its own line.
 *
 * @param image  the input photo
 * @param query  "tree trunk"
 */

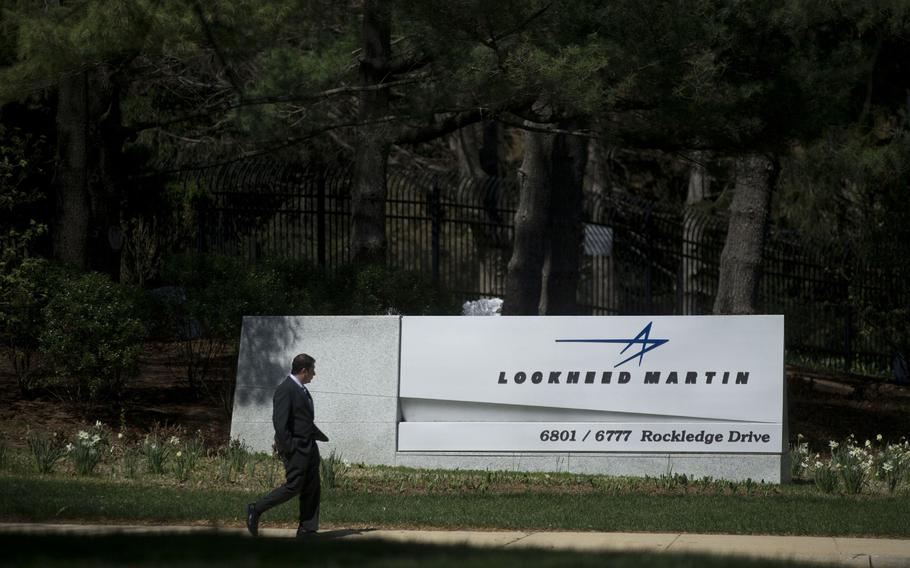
xmin=541 ymin=123 xmax=587 ymax=315
xmin=350 ymin=0 xmax=392 ymax=265
xmin=54 ymin=67 xmax=122 ymax=274
xmin=54 ymin=72 xmax=92 ymax=269
xmin=502 ymin=129 xmax=553 ymax=314
xmin=713 ymin=154 xmax=778 ymax=315
xmin=451 ymin=123 xmax=510 ymax=296
xmin=682 ymin=151 xmax=710 ymax=314
xmin=584 ymin=135 xmax=611 ymax=196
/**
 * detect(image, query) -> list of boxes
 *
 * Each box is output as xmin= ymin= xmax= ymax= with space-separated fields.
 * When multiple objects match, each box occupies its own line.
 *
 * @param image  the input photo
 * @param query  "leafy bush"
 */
xmin=789 ymin=434 xmax=809 ymax=479
xmin=38 ymin=272 xmax=146 ymax=404
xmin=872 ymin=437 xmax=910 ymax=494
xmin=320 ymin=450 xmax=347 ymax=489
xmin=0 ymin=259 xmax=70 ymax=393
xmin=830 ymin=437 xmax=871 ymax=494
xmin=67 ymin=422 xmax=110 ymax=476
xmin=810 ymin=457 xmax=838 ymax=494
xmin=27 ymin=431 xmax=66 ymax=474
xmin=142 ymin=430 xmax=181 ymax=475
xmin=341 ymin=264 xmax=457 ymax=315
xmin=155 ymin=255 xmax=456 ymax=412
xmin=260 ymin=258 xmax=458 ymax=316
xmin=156 ymin=255 xmax=287 ymax=410
xmin=216 ymin=438 xmax=252 ymax=483
xmin=173 ymin=431 xmax=206 ymax=482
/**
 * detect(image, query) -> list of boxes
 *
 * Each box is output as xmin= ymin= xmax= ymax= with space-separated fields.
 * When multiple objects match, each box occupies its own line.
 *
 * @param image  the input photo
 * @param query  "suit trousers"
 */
xmin=254 ymin=442 xmax=321 ymax=531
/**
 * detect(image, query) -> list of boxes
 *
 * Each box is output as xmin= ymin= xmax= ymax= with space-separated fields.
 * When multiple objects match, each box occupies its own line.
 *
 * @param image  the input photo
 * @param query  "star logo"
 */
xmin=555 ymin=322 xmax=669 ymax=368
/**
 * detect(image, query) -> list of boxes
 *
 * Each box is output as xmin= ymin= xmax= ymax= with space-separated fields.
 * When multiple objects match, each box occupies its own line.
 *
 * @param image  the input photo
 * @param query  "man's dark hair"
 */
xmin=291 ymin=353 xmax=316 ymax=374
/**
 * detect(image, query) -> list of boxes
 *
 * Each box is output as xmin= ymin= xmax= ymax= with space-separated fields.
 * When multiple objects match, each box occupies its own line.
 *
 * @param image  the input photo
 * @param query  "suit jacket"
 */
xmin=272 ymin=376 xmax=328 ymax=456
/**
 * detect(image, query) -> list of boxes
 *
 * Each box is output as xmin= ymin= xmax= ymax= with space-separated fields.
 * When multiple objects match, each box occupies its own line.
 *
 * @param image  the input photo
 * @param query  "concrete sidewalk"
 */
xmin=2 ymin=522 xmax=909 ymax=567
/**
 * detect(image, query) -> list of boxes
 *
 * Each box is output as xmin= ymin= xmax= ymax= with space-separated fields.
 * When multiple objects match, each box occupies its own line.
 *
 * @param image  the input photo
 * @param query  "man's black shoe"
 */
xmin=296 ymin=529 xmax=318 ymax=539
xmin=246 ymin=503 xmax=260 ymax=536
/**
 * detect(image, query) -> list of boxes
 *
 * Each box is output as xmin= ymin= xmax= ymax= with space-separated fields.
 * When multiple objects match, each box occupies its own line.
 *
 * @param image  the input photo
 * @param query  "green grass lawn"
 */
xmin=0 ymin=533 xmax=838 ymax=568
xmin=2 ymin=475 xmax=909 ymax=537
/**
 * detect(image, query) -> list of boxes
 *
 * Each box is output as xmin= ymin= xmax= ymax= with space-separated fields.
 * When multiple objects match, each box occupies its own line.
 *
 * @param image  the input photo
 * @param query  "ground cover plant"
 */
xmin=1 ymin=423 xmax=910 ymax=537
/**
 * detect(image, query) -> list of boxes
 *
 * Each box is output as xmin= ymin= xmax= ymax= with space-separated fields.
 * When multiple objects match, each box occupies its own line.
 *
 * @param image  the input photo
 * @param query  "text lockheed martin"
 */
xmin=497 ymin=370 xmax=750 ymax=385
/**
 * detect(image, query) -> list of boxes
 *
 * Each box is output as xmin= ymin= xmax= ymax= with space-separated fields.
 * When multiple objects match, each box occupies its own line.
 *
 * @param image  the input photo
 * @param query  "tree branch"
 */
xmin=189 ymin=1 xmax=244 ymax=97
xmin=482 ymin=2 xmax=553 ymax=48
xmin=125 ymin=78 xmax=425 ymax=133
xmin=395 ymin=108 xmax=488 ymax=144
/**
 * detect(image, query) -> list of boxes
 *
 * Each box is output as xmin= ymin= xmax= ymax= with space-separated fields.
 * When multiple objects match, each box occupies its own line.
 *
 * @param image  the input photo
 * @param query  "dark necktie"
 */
xmin=303 ymin=387 xmax=313 ymax=413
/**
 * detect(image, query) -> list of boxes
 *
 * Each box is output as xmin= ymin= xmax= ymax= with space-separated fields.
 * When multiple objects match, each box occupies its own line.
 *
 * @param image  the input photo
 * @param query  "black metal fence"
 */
xmin=186 ymin=160 xmax=907 ymax=376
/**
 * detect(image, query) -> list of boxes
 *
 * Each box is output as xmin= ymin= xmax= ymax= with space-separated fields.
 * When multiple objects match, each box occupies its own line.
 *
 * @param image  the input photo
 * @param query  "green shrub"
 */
xmin=172 ymin=431 xmax=205 ymax=482
xmin=68 ymin=422 xmax=110 ymax=476
xmin=812 ymin=460 xmax=838 ymax=494
xmin=320 ymin=450 xmax=347 ymax=489
xmin=155 ymin=254 xmax=456 ymax=413
xmin=142 ymin=431 xmax=180 ymax=475
xmin=216 ymin=439 xmax=252 ymax=483
xmin=831 ymin=438 xmax=871 ymax=494
xmin=121 ymin=445 xmax=141 ymax=479
xmin=343 ymin=264 xmax=457 ymax=315
xmin=38 ymin=271 xmax=146 ymax=404
xmin=27 ymin=431 xmax=66 ymax=474
xmin=259 ymin=258 xmax=458 ymax=316
xmin=873 ymin=438 xmax=910 ymax=494
xmin=789 ymin=435 xmax=809 ymax=479
xmin=158 ymin=255 xmax=287 ymax=411
xmin=0 ymin=259 xmax=69 ymax=393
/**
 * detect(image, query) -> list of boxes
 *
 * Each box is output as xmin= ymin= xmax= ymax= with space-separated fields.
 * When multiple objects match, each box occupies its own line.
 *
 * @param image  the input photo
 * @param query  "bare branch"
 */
xmin=396 ymin=108 xmax=488 ymax=145
xmin=126 ymin=77 xmax=424 ymax=133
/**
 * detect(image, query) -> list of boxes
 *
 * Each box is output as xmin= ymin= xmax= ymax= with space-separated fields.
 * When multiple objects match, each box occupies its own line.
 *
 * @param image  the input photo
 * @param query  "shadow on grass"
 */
xmin=0 ymin=533 xmax=836 ymax=568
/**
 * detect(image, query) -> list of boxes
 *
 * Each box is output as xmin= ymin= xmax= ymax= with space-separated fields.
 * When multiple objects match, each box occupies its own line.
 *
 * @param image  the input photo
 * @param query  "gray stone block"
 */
xmin=394 ymin=452 xmax=572 ymax=473
xmin=231 ymin=315 xmax=787 ymax=483
xmin=230 ymin=421 xmax=275 ymax=453
xmin=234 ymin=315 xmax=400 ymax=404
xmin=566 ymin=453 xmax=785 ymax=482
xmin=313 ymin=392 xmax=398 ymax=425
xmin=232 ymin=315 xmax=402 ymax=463
xmin=567 ymin=453 xmax=672 ymax=477
xmin=668 ymin=453 xmax=785 ymax=483
xmin=320 ymin=422 xmax=397 ymax=465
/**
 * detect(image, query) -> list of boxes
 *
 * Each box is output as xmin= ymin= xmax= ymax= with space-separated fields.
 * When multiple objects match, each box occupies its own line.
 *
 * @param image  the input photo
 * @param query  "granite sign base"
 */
xmin=230 ymin=316 xmax=789 ymax=484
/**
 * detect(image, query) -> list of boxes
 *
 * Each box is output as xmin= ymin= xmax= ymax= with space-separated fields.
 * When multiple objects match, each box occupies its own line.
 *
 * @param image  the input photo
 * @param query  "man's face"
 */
xmin=299 ymin=365 xmax=316 ymax=384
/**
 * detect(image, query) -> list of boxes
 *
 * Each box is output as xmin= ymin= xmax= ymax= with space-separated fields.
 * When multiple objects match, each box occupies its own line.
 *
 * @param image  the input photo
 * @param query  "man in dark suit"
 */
xmin=247 ymin=353 xmax=328 ymax=537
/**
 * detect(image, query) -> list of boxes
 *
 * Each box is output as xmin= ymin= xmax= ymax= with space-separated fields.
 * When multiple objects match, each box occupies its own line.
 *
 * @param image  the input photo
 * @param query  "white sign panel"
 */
xmin=398 ymin=422 xmax=782 ymax=452
xmin=398 ymin=316 xmax=784 ymax=453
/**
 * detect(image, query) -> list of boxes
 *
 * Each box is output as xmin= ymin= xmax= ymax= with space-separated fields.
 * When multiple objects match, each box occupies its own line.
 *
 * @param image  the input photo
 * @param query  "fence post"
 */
xmin=430 ymin=183 xmax=441 ymax=284
xmin=196 ymin=194 xmax=208 ymax=254
xmin=844 ymin=305 xmax=854 ymax=372
xmin=644 ymin=204 xmax=653 ymax=314
xmin=316 ymin=166 xmax=327 ymax=268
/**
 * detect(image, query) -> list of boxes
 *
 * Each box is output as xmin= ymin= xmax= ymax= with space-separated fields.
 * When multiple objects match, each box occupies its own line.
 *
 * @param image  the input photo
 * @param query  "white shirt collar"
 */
xmin=288 ymin=374 xmax=307 ymax=390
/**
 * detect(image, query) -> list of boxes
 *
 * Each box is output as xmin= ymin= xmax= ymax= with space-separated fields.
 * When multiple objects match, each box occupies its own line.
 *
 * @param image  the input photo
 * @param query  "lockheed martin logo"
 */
xmin=555 ymin=321 xmax=669 ymax=368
